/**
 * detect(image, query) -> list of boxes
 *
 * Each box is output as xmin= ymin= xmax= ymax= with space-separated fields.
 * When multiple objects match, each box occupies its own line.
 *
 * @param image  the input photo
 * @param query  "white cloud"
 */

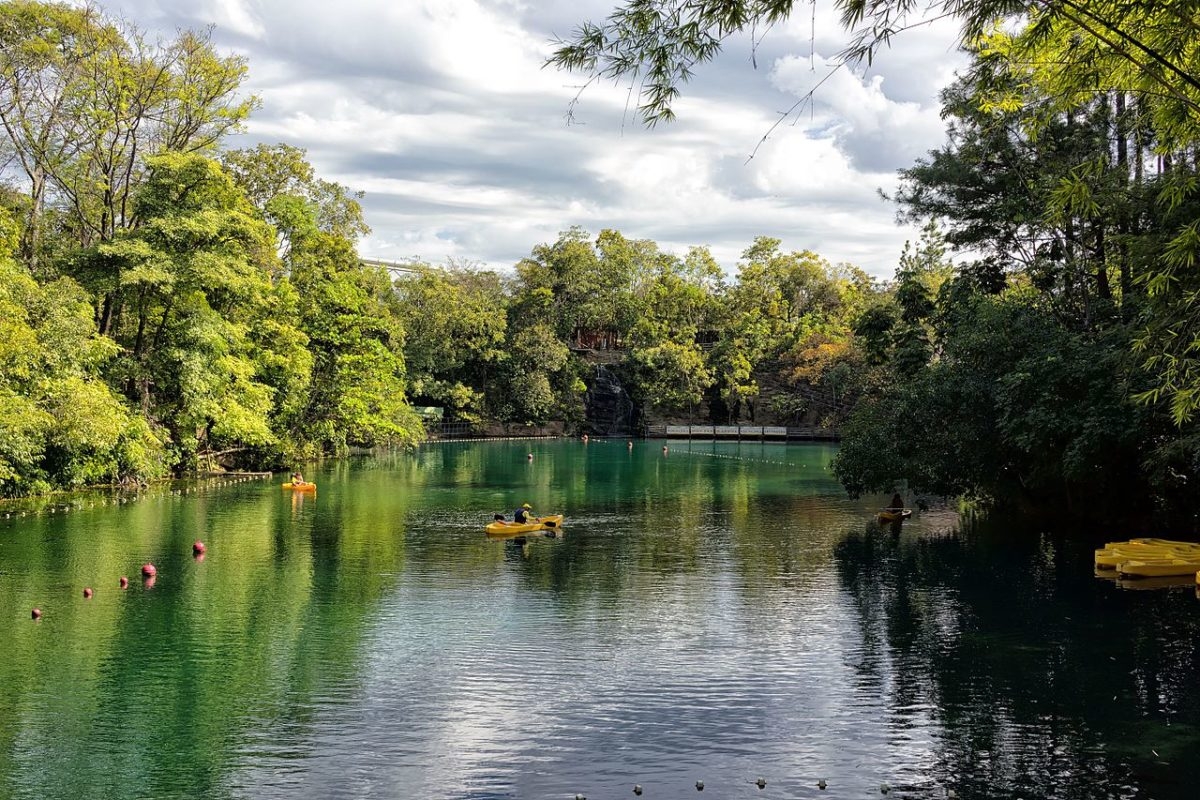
xmin=94 ymin=0 xmax=967 ymax=278
xmin=770 ymin=54 xmax=950 ymax=172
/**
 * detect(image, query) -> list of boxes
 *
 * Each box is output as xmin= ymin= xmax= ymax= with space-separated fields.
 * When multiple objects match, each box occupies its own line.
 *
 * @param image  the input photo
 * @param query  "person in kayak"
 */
xmin=290 ymin=472 xmax=307 ymax=486
xmin=514 ymin=503 xmax=535 ymax=523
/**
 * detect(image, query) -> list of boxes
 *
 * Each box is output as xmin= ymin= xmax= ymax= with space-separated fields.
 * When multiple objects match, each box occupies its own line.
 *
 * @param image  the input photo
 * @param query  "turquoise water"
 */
xmin=0 ymin=439 xmax=1197 ymax=799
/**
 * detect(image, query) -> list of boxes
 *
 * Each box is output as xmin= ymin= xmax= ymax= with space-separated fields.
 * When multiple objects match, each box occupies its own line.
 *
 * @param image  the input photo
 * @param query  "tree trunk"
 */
xmin=1115 ymin=92 xmax=1133 ymax=315
xmin=1094 ymin=223 xmax=1111 ymax=302
xmin=20 ymin=169 xmax=46 ymax=273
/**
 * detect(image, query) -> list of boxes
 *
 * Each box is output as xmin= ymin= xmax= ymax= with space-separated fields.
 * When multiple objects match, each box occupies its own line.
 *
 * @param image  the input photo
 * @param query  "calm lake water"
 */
xmin=1 ymin=439 xmax=1198 ymax=800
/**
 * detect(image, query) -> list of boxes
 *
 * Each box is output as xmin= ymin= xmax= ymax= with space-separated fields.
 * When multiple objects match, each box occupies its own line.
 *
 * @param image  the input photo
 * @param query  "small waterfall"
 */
xmin=585 ymin=365 xmax=636 ymax=436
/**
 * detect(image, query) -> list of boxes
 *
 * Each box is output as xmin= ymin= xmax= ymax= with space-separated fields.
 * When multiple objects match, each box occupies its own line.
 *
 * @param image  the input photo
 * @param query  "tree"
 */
xmin=281 ymin=229 xmax=422 ymax=454
xmin=74 ymin=152 xmax=289 ymax=467
xmin=833 ymin=286 xmax=1150 ymax=516
xmin=623 ymin=250 xmax=721 ymax=416
xmin=221 ymin=142 xmax=370 ymax=258
xmin=0 ymin=206 xmax=165 ymax=494
xmin=0 ymin=1 xmax=114 ymax=271
xmin=0 ymin=1 xmax=255 ymax=275
xmin=220 ymin=144 xmax=423 ymax=455
xmin=514 ymin=227 xmax=655 ymax=345
xmin=395 ymin=266 xmax=508 ymax=424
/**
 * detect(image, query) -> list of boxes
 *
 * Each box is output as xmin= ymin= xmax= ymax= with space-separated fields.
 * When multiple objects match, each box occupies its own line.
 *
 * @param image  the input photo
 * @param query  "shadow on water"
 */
xmin=833 ymin=514 xmax=1200 ymax=800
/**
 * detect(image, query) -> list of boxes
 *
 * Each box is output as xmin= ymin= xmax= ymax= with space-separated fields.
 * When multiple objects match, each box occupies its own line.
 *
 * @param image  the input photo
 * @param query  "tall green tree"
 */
xmin=0 ymin=1 xmax=255 ymax=276
xmin=0 ymin=206 xmax=165 ymax=494
xmin=220 ymin=142 xmax=423 ymax=455
xmin=395 ymin=266 xmax=509 ymax=424
xmin=76 ymin=152 xmax=289 ymax=467
xmin=514 ymin=227 xmax=657 ymax=345
xmin=286 ymin=230 xmax=422 ymax=454
xmin=625 ymin=251 xmax=721 ymax=416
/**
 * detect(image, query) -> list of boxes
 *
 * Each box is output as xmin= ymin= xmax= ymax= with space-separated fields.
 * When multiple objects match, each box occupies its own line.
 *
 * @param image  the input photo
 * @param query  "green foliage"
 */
xmin=0 ymin=208 xmax=166 ymax=494
xmin=515 ymin=227 xmax=655 ymax=343
xmin=836 ymin=288 xmax=1144 ymax=509
xmin=853 ymin=304 xmax=896 ymax=365
xmin=77 ymin=152 xmax=286 ymax=467
xmin=222 ymin=143 xmax=370 ymax=253
xmin=628 ymin=340 xmax=713 ymax=416
xmin=0 ymin=1 xmax=256 ymax=269
xmin=284 ymin=231 xmax=423 ymax=454
xmin=395 ymin=266 xmax=508 ymax=423
xmin=500 ymin=322 xmax=576 ymax=423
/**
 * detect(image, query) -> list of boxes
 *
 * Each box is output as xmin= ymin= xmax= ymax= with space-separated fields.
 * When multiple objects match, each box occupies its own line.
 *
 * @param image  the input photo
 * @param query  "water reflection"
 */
xmin=1 ymin=442 xmax=1197 ymax=799
xmin=834 ymin=520 xmax=1200 ymax=800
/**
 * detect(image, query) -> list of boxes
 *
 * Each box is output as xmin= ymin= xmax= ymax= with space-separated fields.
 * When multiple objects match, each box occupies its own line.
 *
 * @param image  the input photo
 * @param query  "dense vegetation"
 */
xmin=395 ymin=229 xmax=874 ymax=429
xmin=0 ymin=1 xmax=423 ymax=494
xmin=4 ymin=0 xmax=1200 ymax=523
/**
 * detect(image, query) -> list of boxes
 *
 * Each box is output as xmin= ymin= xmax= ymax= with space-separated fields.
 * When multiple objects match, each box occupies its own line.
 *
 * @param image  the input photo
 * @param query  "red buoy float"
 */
xmin=83 ymin=587 xmax=93 ymax=599
xmin=119 ymin=576 xmax=129 ymax=589
xmin=31 ymin=608 xmax=42 ymax=620
xmin=141 ymin=563 xmax=156 ymax=578
xmin=192 ymin=541 xmax=206 ymax=556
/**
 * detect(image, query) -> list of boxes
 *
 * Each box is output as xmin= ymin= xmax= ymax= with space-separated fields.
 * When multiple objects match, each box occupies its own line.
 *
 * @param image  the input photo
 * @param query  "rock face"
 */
xmin=584 ymin=366 xmax=636 ymax=436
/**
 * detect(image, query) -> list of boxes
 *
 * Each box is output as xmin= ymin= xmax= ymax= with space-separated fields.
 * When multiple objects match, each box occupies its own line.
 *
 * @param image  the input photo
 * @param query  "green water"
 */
xmin=0 ymin=439 xmax=1197 ymax=800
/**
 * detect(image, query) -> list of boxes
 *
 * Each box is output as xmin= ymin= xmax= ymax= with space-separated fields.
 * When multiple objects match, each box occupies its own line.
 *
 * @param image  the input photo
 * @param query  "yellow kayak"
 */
xmin=877 ymin=509 xmax=912 ymax=523
xmin=1095 ymin=539 xmax=1200 ymax=569
xmin=1096 ymin=547 xmax=1190 ymax=569
xmin=283 ymin=482 xmax=316 ymax=492
xmin=1118 ymin=558 xmax=1200 ymax=578
xmin=486 ymin=514 xmax=563 ymax=536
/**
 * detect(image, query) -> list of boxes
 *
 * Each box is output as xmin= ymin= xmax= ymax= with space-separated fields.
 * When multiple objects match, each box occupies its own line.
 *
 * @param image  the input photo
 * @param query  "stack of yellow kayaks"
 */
xmin=485 ymin=514 xmax=563 ymax=536
xmin=1094 ymin=537 xmax=1200 ymax=578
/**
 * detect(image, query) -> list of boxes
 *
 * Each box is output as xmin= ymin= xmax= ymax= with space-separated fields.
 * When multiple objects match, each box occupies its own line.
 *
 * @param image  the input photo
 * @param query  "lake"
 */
xmin=1 ymin=439 xmax=1198 ymax=799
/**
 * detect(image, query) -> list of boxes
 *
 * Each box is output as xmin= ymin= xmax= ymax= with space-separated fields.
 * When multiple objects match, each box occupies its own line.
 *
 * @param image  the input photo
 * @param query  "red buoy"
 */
xmin=83 ymin=587 xmax=93 ymax=599
xmin=141 ymin=563 xmax=157 ymax=578
xmin=31 ymin=608 xmax=42 ymax=620
xmin=119 ymin=576 xmax=129 ymax=589
xmin=192 ymin=540 xmax=206 ymax=556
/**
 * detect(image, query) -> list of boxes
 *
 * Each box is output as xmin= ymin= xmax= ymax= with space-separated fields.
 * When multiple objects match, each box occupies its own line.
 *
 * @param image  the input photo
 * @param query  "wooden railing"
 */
xmin=644 ymin=424 xmax=839 ymax=441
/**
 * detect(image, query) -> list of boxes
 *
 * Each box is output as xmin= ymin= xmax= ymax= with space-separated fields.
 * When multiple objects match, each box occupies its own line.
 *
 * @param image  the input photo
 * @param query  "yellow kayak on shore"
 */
xmin=877 ymin=509 xmax=912 ymax=523
xmin=486 ymin=514 xmax=563 ymax=536
xmin=282 ymin=482 xmax=316 ymax=492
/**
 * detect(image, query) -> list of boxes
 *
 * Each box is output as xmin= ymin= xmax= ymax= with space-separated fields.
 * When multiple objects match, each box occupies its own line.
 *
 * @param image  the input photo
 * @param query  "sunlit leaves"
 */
xmin=0 ymin=208 xmax=166 ymax=493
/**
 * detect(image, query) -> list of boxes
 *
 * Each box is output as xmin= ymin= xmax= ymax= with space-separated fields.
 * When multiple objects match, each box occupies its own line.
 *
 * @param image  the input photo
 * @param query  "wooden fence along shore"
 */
xmin=427 ymin=422 xmax=839 ymax=442
xmin=647 ymin=424 xmax=840 ymax=442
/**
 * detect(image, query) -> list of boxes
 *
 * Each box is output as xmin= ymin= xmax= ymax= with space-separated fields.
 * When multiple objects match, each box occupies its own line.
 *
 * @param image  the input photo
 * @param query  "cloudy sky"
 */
xmin=96 ymin=0 xmax=968 ymax=278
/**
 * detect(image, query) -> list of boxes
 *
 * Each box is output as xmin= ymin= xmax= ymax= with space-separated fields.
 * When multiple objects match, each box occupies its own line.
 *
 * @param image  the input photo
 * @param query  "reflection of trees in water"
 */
xmin=834 ymin=524 xmax=1200 ymax=800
